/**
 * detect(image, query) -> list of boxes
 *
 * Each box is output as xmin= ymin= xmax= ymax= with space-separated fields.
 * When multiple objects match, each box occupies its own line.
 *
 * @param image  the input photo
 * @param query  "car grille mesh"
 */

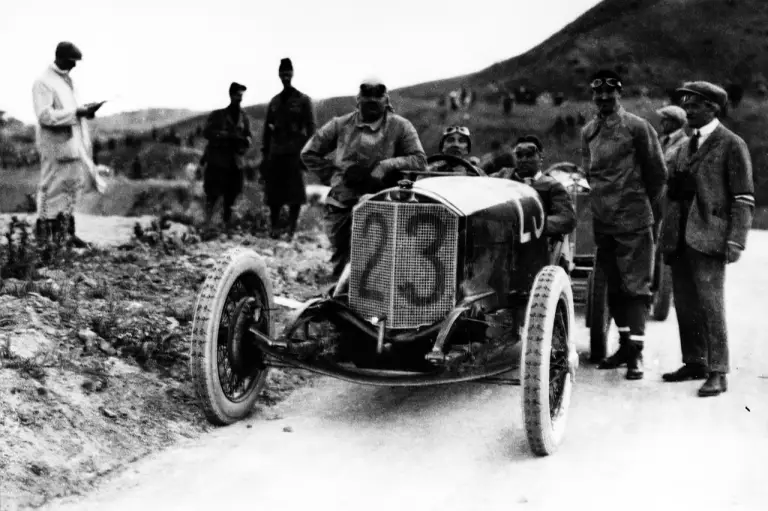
xmin=349 ymin=201 xmax=458 ymax=329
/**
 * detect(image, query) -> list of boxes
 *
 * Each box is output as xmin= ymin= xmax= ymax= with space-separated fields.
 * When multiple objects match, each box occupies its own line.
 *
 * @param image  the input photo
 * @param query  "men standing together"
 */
xmin=581 ymin=70 xmax=667 ymax=380
xmin=262 ymin=58 xmax=316 ymax=240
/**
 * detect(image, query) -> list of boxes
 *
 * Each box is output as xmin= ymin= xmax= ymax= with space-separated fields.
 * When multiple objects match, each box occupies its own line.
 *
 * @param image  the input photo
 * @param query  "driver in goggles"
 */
xmin=427 ymin=125 xmax=481 ymax=175
xmin=491 ymin=135 xmax=576 ymax=237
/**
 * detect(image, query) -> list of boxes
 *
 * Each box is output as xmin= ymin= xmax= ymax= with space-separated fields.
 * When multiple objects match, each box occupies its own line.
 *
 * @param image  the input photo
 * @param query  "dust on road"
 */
xmin=39 ymin=232 xmax=768 ymax=511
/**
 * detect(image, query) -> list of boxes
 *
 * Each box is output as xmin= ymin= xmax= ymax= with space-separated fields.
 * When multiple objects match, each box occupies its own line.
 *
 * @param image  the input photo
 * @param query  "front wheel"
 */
xmin=190 ymin=248 xmax=274 ymax=425
xmin=522 ymin=265 xmax=576 ymax=457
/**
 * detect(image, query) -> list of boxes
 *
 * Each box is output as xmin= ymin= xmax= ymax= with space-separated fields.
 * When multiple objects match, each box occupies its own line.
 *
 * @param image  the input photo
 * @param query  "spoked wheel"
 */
xmin=588 ymin=263 xmax=611 ymax=363
xmin=190 ymin=248 xmax=274 ymax=425
xmin=522 ymin=266 xmax=576 ymax=457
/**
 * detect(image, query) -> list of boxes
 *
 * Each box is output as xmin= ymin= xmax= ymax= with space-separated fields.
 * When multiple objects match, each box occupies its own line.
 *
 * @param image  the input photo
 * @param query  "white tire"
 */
xmin=190 ymin=248 xmax=274 ymax=425
xmin=522 ymin=265 xmax=576 ymax=456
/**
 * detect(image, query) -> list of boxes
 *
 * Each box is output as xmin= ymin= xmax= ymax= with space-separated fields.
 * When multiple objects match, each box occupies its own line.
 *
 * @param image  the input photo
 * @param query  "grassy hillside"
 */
xmin=402 ymin=0 xmax=768 ymax=98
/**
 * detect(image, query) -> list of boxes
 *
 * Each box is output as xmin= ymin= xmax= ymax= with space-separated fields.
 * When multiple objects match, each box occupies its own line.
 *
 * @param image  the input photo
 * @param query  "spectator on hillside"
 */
xmin=262 ymin=58 xmax=316 ymax=240
xmin=32 ymin=41 xmax=105 ymax=249
xmin=502 ymin=93 xmax=514 ymax=116
xmin=202 ymin=82 xmax=253 ymax=228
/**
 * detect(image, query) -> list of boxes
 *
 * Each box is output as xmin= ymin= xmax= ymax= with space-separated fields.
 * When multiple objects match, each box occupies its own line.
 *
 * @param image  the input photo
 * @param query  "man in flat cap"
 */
xmin=301 ymin=77 xmax=427 ymax=281
xmin=656 ymin=105 xmax=689 ymax=166
xmin=660 ymin=81 xmax=754 ymax=397
xmin=581 ymin=69 xmax=667 ymax=380
xmin=262 ymin=58 xmax=316 ymax=240
xmin=202 ymin=82 xmax=252 ymax=228
xmin=32 ymin=41 xmax=105 ymax=248
xmin=492 ymin=135 xmax=576 ymax=238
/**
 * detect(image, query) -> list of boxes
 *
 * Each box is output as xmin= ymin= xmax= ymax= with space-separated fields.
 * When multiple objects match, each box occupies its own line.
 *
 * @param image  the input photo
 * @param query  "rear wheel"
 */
xmin=650 ymin=263 xmax=673 ymax=321
xmin=190 ymin=248 xmax=274 ymax=425
xmin=588 ymin=264 xmax=611 ymax=363
xmin=522 ymin=266 xmax=576 ymax=457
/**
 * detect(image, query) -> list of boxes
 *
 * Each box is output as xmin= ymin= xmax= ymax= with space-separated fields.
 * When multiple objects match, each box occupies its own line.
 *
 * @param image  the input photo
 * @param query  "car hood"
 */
xmin=413 ymin=176 xmax=542 ymax=216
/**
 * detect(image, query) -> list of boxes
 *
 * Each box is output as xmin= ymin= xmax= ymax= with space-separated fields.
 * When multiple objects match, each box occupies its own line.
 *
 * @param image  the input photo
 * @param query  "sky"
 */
xmin=0 ymin=0 xmax=602 ymax=123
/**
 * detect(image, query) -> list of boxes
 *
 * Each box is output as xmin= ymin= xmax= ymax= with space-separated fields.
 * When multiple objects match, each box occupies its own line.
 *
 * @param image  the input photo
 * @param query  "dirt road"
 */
xmin=39 ymin=233 xmax=768 ymax=511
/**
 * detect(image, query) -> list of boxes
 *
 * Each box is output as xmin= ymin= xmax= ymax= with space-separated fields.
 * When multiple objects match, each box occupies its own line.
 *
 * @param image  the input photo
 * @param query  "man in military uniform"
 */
xmin=581 ymin=70 xmax=667 ymax=380
xmin=660 ymin=82 xmax=754 ymax=397
xmin=262 ymin=58 xmax=316 ymax=240
xmin=202 ymin=82 xmax=252 ymax=228
xmin=300 ymin=77 xmax=427 ymax=280
xmin=491 ymin=135 xmax=576 ymax=238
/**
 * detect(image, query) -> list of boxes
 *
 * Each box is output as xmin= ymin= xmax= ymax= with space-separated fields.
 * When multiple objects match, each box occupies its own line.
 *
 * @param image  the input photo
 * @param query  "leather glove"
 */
xmin=725 ymin=243 xmax=742 ymax=264
xmin=344 ymin=164 xmax=371 ymax=186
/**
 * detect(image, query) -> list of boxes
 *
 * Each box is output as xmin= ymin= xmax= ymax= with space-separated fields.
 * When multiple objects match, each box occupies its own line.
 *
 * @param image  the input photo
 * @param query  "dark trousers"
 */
xmin=270 ymin=204 xmax=301 ymax=233
xmin=670 ymin=246 xmax=729 ymax=373
xmin=204 ymin=166 xmax=243 ymax=224
xmin=594 ymin=227 xmax=654 ymax=340
xmin=325 ymin=204 xmax=353 ymax=279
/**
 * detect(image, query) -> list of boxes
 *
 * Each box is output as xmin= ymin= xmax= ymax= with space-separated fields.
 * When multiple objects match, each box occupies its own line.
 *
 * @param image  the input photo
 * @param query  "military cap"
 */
xmin=55 ymin=41 xmax=82 ymax=61
xmin=656 ymin=105 xmax=686 ymax=124
xmin=279 ymin=58 xmax=293 ymax=72
xmin=515 ymin=134 xmax=544 ymax=153
xmin=676 ymin=81 xmax=728 ymax=110
xmin=229 ymin=82 xmax=247 ymax=94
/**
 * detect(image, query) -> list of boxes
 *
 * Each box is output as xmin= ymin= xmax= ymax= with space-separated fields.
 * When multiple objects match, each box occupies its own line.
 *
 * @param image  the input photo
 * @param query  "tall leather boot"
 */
xmin=626 ymin=340 xmax=644 ymax=380
xmin=597 ymin=328 xmax=632 ymax=369
xmin=67 ymin=215 xmax=90 ymax=249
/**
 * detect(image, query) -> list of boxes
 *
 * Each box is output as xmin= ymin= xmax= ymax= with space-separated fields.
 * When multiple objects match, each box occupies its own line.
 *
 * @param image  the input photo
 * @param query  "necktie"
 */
xmin=689 ymin=130 xmax=700 ymax=154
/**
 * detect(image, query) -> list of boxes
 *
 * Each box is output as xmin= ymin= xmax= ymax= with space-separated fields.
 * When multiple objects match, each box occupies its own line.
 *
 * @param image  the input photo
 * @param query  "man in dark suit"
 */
xmin=202 ymin=82 xmax=253 ymax=227
xmin=660 ymin=81 xmax=754 ymax=397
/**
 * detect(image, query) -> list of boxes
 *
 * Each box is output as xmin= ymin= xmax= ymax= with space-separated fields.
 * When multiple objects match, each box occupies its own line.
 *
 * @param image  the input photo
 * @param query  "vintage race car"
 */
xmin=190 ymin=155 xmax=578 ymax=457
xmin=544 ymin=162 xmax=674 ymax=362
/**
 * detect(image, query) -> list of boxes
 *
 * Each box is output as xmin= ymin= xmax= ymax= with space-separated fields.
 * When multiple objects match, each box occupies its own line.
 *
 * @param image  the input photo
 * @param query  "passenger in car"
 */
xmin=428 ymin=125 xmax=482 ymax=174
xmin=491 ymin=135 xmax=577 ymax=237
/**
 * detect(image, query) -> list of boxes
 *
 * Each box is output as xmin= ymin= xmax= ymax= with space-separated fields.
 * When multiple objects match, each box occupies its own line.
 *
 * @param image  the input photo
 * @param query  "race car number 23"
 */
xmin=359 ymin=212 xmax=446 ymax=306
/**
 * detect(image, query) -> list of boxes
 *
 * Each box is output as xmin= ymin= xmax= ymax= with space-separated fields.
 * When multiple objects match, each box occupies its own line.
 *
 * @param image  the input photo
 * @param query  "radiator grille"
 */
xmin=349 ymin=201 xmax=459 ymax=329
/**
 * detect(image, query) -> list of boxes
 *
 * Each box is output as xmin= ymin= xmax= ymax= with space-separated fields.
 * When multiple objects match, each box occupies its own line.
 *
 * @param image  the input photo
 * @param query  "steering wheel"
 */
xmin=411 ymin=154 xmax=486 ymax=177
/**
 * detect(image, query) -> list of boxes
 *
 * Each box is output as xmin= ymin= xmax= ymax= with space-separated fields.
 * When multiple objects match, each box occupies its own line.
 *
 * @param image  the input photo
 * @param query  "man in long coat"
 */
xmin=262 ymin=58 xmax=316 ymax=240
xmin=660 ymin=82 xmax=754 ymax=397
xmin=581 ymin=69 xmax=667 ymax=380
xmin=202 ymin=82 xmax=252 ymax=228
xmin=32 ymin=41 xmax=104 ymax=247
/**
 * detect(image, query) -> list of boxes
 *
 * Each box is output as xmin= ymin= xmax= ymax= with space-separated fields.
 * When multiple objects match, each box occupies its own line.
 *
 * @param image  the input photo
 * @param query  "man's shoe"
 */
xmin=662 ymin=364 xmax=708 ymax=382
xmin=625 ymin=342 xmax=644 ymax=380
xmin=698 ymin=372 xmax=726 ymax=397
xmin=597 ymin=343 xmax=630 ymax=369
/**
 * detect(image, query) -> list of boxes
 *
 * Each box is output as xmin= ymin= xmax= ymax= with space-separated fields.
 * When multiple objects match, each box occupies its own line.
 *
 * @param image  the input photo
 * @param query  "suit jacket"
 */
xmin=660 ymin=122 xmax=754 ymax=257
xmin=203 ymin=106 xmax=252 ymax=169
xmin=32 ymin=65 xmax=92 ymax=163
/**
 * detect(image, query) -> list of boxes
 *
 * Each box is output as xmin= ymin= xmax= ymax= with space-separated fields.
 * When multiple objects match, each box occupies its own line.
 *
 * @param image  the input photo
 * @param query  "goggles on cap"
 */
xmin=590 ymin=78 xmax=622 ymax=90
xmin=442 ymin=126 xmax=470 ymax=137
xmin=359 ymin=83 xmax=386 ymax=98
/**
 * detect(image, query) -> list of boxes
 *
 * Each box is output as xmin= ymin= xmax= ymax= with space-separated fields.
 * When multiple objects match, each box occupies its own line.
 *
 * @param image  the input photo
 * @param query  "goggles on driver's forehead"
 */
xmin=442 ymin=126 xmax=470 ymax=137
xmin=359 ymin=83 xmax=386 ymax=98
xmin=590 ymin=78 xmax=622 ymax=90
